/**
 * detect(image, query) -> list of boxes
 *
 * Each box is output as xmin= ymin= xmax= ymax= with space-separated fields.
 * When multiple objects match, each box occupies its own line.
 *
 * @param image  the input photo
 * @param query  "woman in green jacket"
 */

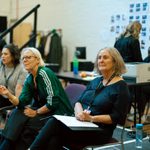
xmin=0 ymin=47 xmax=73 ymax=150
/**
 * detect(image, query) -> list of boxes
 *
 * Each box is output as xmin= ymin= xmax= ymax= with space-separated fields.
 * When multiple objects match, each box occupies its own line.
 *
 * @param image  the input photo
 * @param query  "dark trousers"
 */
xmin=136 ymin=85 xmax=150 ymax=116
xmin=141 ymin=85 xmax=150 ymax=114
xmin=30 ymin=117 xmax=112 ymax=150
xmin=0 ymin=96 xmax=12 ymax=108
xmin=0 ymin=96 xmax=12 ymax=120
xmin=0 ymin=108 xmax=50 ymax=150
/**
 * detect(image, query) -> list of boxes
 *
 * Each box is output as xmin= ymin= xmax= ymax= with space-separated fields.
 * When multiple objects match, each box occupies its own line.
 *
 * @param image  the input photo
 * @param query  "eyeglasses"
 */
xmin=21 ymin=55 xmax=36 ymax=61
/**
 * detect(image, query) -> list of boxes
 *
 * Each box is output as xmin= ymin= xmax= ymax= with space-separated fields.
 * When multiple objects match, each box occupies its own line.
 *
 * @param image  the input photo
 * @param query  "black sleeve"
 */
xmin=110 ymin=82 xmax=131 ymax=124
xmin=130 ymin=39 xmax=143 ymax=62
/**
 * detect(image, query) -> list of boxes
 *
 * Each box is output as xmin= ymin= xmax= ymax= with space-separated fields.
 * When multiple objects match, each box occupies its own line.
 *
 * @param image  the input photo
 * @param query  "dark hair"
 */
xmin=0 ymin=39 xmax=6 ymax=50
xmin=3 ymin=44 xmax=20 ymax=66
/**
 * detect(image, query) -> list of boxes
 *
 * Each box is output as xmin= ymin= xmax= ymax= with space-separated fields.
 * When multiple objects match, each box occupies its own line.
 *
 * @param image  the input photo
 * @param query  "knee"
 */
xmin=44 ymin=117 xmax=58 ymax=127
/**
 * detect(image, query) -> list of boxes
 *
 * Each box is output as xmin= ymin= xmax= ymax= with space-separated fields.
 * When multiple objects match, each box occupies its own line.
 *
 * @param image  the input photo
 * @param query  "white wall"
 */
xmin=0 ymin=1 xmax=10 ymax=16
xmin=15 ymin=0 xmax=130 ymax=64
xmin=0 ymin=0 xmax=150 ymax=70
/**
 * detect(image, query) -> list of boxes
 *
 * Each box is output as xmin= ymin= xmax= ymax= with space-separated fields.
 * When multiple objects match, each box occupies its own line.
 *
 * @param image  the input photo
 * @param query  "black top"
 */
xmin=143 ymin=56 xmax=150 ymax=63
xmin=114 ymin=35 xmax=143 ymax=62
xmin=78 ymin=77 xmax=130 ymax=132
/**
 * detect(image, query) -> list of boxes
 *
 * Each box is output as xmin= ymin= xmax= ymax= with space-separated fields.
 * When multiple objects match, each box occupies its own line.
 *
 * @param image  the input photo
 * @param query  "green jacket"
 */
xmin=18 ymin=66 xmax=73 ymax=116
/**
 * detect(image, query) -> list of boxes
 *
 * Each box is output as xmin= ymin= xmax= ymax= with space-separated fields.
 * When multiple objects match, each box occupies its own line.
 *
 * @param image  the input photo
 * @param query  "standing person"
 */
xmin=143 ymin=47 xmax=150 ymax=62
xmin=114 ymin=21 xmax=143 ymax=62
xmin=0 ymin=44 xmax=27 ymax=109
xmin=0 ymin=47 xmax=73 ymax=150
xmin=29 ymin=47 xmax=131 ymax=150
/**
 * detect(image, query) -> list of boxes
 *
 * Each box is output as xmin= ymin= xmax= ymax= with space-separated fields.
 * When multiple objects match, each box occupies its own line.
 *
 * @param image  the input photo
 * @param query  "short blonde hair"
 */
xmin=95 ymin=47 xmax=127 ymax=76
xmin=21 ymin=47 xmax=45 ymax=66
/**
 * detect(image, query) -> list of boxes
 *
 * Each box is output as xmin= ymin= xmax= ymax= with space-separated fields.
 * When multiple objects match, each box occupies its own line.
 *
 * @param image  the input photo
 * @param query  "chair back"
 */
xmin=65 ymin=83 xmax=86 ymax=108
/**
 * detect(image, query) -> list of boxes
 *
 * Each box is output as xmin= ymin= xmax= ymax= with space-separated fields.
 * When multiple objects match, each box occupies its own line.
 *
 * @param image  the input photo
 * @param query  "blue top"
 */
xmin=78 ymin=77 xmax=130 ymax=132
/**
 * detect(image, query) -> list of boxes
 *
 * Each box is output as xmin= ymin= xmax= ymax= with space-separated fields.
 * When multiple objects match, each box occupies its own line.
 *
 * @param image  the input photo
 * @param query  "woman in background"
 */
xmin=0 ymin=47 xmax=73 ymax=150
xmin=143 ymin=47 xmax=150 ymax=63
xmin=29 ymin=47 xmax=130 ymax=150
xmin=114 ymin=21 xmax=143 ymax=62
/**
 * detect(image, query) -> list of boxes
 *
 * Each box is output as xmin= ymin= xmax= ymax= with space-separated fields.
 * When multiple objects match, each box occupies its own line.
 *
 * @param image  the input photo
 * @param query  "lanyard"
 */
xmin=3 ymin=66 xmax=16 ymax=88
xmin=86 ymin=73 xmax=116 ymax=110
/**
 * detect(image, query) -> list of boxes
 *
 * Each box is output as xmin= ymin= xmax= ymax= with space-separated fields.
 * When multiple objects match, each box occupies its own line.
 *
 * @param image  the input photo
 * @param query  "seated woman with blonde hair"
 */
xmin=0 ymin=47 xmax=73 ymax=150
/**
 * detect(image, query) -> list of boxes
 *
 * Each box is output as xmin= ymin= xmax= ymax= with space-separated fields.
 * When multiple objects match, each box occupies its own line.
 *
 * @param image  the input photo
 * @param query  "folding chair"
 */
xmin=64 ymin=83 xmax=86 ymax=108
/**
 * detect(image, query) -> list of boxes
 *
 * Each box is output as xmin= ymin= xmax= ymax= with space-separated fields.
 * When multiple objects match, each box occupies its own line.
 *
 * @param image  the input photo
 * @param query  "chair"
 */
xmin=64 ymin=83 xmax=127 ymax=150
xmin=0 ymin=105 xmax=15 ymax=125
xmin=0 ymin=105 xmax=15 ymax=113
xmin=84 ymin=107 xmax=129 ymax=150
xmin=84 ymin=122 xmax=126 ymax=150
xmin=64 ymin=83 xmax=86 ymax=108
xmin=63 ymin=83 xmax=86 ymax=150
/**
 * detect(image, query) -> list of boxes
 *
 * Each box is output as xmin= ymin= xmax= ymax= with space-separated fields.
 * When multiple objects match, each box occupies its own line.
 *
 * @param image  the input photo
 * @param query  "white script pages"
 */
xmin=53 ymin=115 xmax=99 ymax=130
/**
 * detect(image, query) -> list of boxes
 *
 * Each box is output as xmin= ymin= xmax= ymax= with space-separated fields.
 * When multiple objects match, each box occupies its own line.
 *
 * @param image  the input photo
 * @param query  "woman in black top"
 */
xmin=29 ymin=47 xmax=131 ymax=150
xmin=114 ymin=21 xmax=143 ymax=62
xmin=143 ymin=47 xmax=150 ymax=62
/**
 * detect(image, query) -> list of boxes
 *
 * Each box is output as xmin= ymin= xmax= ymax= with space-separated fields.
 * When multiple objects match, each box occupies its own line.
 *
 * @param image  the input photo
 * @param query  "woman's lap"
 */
xmin=30 ymin=117 xmax=112 ymax=149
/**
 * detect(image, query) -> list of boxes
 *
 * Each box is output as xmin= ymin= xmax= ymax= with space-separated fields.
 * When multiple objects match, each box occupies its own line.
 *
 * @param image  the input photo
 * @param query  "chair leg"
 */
xmin=120 ymin=126 xmax=125 ymax=150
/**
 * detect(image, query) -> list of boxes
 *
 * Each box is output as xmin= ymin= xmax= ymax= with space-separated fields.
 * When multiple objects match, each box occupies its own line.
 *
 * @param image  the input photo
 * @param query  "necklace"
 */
xmin=102 ymin=72 xmax=116 ymax=86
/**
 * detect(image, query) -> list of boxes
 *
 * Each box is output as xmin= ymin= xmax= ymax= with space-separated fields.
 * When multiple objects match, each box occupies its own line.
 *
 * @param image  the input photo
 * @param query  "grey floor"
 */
xmin=85 ymin=126 xmax=150 ymax=150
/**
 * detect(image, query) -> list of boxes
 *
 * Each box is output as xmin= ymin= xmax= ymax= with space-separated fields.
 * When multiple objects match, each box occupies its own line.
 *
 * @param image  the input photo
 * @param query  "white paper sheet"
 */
xmin=53 ymin=115 xmax=98 ymax=128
